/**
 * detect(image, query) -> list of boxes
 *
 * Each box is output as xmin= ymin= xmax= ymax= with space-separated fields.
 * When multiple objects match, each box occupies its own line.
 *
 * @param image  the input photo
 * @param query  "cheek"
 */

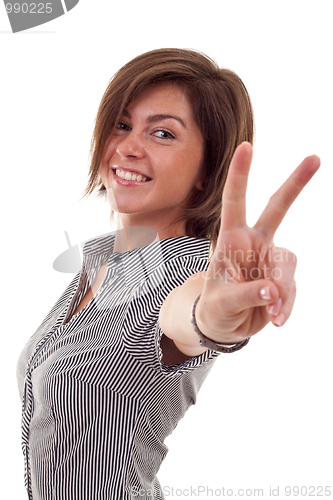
xmin=101 ymin=147 xmax=113 ymax=166
xmin=175 ymin=149 xmax=204 ymax=184
xmin=99 ymin=142 xmax=117 ymax=178
xmin=102 ymin=135 xmax=119 ymax=162
xmin=98 ymin=163 xmax=108 ymax=187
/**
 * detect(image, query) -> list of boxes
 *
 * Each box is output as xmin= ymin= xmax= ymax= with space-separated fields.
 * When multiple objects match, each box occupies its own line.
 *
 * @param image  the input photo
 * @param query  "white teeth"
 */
xmin=116 ymin=169 xmax=125 ymax=179
xmin=115 ymin=168 xmax=148 ymax=182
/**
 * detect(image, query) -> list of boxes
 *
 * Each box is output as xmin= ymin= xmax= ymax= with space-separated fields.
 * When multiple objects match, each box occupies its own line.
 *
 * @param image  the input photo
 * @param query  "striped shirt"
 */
xmin=17 ymin=234 xmax=220 ymax=500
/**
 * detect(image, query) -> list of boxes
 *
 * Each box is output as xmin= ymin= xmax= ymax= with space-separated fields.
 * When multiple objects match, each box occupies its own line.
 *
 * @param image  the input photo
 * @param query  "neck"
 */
xmin=113 ymin=213 xmax=186 ymax=253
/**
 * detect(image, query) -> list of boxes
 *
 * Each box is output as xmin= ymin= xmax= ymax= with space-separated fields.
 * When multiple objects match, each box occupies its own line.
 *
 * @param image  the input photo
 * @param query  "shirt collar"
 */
xmin=82 ymin=230 xmax=210 ymax=271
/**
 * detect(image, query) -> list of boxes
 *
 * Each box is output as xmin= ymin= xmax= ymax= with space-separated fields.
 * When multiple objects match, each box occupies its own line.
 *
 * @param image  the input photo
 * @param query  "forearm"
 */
xmin=159 ymin=271 xmax=208 ymax=357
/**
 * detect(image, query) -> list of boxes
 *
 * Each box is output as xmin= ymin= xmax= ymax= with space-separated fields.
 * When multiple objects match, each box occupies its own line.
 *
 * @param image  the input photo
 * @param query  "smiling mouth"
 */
xmin=112 ymin=168 xmax=152 ymax=183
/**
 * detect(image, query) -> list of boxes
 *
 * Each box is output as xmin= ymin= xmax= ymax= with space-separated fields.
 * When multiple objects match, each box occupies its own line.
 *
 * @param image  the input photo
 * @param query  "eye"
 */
xmin=116 ymin=122 xmax=131 ymax=131
xmin=152 ymin=129 xmax=175 ymax=140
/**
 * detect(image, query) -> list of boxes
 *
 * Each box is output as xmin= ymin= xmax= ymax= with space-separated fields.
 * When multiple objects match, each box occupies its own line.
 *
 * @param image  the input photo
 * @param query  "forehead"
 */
xmin=126 ymin=81 xmax=194 ymax=118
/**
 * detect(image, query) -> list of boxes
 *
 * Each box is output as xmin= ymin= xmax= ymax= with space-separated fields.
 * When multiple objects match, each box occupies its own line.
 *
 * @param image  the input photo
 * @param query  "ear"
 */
xmin=195 ymin=175 xmax=207 ymax=191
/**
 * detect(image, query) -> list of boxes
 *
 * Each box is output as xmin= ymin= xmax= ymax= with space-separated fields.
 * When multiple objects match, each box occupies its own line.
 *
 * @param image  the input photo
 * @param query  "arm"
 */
xmin=159 ymin=271 xmax=208 ymax=358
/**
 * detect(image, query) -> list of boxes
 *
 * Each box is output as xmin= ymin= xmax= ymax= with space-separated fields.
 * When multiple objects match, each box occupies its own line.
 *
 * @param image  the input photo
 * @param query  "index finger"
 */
xmin=254 ymin=154 xmax=321 ymax=237
xmin=220 ymin=142 xmax=253 ymax=232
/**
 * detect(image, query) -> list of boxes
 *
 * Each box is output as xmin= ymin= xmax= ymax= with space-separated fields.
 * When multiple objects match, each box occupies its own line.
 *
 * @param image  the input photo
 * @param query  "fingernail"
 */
xmin=273 ymin=313 xmax=285 ymax=327
xmin=259 ymin=286 xmax=271 ymax=300
xmin=267 ymin=298 xmax=282 ymax=316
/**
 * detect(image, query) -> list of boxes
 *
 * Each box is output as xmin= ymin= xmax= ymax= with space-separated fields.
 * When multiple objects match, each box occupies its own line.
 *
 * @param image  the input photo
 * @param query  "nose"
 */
xmin=116 ymin=131 xmax=145 ymax=159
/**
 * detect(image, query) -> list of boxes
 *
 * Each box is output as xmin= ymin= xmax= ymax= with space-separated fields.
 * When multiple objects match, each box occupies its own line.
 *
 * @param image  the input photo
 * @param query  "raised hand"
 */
xmin=196 ymin=142 xmax=320 ymax=344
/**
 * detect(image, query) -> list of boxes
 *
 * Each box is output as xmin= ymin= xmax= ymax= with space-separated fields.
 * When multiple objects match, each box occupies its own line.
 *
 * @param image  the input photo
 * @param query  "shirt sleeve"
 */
xmin=122 ymin=255 xmax=220 ymax=376
xmin=155 ymin=320 xmax=220 ymax=376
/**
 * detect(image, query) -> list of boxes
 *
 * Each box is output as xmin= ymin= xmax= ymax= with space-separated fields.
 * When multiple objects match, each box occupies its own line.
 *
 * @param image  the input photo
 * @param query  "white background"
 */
xmin=1 ymin=1 xmax=332 ymax=498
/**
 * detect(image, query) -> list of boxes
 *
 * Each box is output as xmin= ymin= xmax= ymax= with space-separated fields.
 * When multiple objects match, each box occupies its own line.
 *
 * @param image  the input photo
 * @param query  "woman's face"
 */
xmin=99 ymin=81 xmax=205 ymax=238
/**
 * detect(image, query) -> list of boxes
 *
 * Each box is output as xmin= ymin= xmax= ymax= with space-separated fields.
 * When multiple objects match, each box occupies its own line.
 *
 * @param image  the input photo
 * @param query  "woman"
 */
xmin=17 ymin=48 xmax=320 ymax=500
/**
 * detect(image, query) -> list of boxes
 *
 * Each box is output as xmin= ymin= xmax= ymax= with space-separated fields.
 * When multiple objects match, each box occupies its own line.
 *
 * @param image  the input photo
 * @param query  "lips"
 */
xmin=111 ymin=168 xmax=152 ymax=187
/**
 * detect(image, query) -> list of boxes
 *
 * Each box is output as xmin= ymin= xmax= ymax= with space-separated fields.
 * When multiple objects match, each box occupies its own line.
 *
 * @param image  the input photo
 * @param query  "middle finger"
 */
xmin=253 ymin=154 xmax=320 ymax=238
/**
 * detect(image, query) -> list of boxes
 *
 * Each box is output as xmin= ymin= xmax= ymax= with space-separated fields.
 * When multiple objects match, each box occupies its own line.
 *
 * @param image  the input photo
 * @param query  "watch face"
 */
xmin=5 ymin=0 xmax=80 ymax=33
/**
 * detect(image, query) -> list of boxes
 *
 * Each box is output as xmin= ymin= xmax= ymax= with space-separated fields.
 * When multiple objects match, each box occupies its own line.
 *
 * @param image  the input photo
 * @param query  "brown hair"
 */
xmin=81 ymin=48 xmax=254 ymax=253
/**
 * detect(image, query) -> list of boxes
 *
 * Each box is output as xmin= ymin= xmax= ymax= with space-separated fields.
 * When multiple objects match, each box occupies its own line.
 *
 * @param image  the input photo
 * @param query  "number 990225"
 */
xmin=5 ymin=3 xmax=53 ymax=14
xmin=285 ymin=485 xmax=331 ymax=496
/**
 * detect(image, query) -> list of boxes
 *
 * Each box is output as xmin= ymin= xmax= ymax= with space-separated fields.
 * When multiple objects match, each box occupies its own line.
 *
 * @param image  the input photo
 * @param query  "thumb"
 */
xmin=227 ymin=280 xmax=280 ymax=311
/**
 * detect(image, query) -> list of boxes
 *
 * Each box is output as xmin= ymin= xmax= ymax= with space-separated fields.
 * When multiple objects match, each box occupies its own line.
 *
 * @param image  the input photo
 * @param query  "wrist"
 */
xmin=195 ymin=295 xmax=243 ymax=345
xmin=191 ymin=294 xmax=250 ymax=353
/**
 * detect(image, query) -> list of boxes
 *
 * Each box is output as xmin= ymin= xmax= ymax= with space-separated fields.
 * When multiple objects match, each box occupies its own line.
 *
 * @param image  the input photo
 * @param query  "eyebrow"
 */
xmin=123 ymin=109 xmax=186 ymax=129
